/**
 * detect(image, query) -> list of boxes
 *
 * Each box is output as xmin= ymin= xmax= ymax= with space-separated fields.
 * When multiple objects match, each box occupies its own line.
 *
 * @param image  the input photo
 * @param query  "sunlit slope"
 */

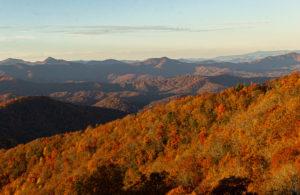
xmin=0 ymin=72 xmax=299 ymax=194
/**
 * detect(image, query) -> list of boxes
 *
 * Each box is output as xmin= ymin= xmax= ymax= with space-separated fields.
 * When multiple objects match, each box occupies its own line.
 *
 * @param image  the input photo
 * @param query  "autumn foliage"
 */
xmin=0 ymin=72 xmax=299 ymax=194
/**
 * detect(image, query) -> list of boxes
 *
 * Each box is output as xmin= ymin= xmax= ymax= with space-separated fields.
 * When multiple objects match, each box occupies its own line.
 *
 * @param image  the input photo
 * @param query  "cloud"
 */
xmin=44 ymin=25 xmax=191 ymax=35
xmin=0 ymin=35 xmax=36 ymax=42
xmin=44 ymin=22 xmax=269 ymax=35
xmin=0 ymin=21 xmax=269 ymax=36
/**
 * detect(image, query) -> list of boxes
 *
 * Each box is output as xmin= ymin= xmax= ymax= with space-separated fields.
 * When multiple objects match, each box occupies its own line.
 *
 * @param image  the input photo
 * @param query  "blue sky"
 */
xmin=0 ymin=0 xmax=299 ymax=60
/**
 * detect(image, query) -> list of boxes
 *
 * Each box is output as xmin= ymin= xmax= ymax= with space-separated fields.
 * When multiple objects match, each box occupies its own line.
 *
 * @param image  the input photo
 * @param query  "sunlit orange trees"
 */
xmin=0 ymin=72 xmax=299 ymax=194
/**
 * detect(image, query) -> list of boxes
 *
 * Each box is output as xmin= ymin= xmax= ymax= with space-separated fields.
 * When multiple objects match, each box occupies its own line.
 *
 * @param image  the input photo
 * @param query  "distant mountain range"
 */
xmin=197 ymin=52 xmax=300 ymax=77
xmin=0 ymin=51 xmax=299 ymax=193
xmin=0 ymin=52 xmax=299 ymax=83
xmin=0 ymin=56 xmax=199 ymax=82
xmin=180 ymin=50 xmax=300 ymax=63
xmin=0 ymin=51 xmax=299 ymax=113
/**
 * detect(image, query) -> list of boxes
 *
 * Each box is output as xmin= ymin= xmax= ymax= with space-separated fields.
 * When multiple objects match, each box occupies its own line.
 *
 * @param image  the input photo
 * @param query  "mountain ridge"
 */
xmin=0 ymin=73 xmax=270 ymax=113
xmin=0 ymin=52 xmax=298 ymax=82
xmin=0 ymin=96 xmax=126 ymax=148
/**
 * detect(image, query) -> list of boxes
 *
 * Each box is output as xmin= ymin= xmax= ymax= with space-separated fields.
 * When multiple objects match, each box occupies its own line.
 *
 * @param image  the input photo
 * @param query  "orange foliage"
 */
xmin=215 ymin=104 xmax=226 ymax=119
xmin=0 ymin=73 xmax=299 ymax=194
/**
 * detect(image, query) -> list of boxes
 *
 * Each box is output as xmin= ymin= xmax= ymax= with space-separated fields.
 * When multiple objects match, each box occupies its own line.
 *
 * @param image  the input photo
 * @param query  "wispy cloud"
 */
xmin=0 ymin=21 xmax=269 ymax=36
xmin=44 ymin=21 xmax=270 ymax=35
xmin=0 ymin=35 xmax=36 ymax=42
xmin=48 ymin=25 xmax=190 ymax=35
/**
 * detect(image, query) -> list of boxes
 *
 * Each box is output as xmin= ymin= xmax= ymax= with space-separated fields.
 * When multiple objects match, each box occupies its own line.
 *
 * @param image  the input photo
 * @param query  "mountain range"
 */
xmin=0 ymin=52 xmax=299 ymax=83
xmin=0 ymin=52 xmax=298 ymax=114
xmin=180 ymin=50 xmax=300 ymax=63
xmin=0 ymin=50 xmax=299 ymax=193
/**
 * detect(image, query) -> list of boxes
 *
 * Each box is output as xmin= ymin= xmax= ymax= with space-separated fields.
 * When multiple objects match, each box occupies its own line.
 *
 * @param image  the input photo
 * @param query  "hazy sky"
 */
xmin=0 ymin=0 xmax=299 ymax=61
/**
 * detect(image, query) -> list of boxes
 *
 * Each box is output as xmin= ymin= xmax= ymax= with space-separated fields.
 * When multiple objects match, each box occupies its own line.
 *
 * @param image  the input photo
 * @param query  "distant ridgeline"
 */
xmin=0 ymin=68 xmax=270 ymax=113
xmin=0 ymin=53 xmax=299 ymax=116
xmin=0 ymin=53 xmax=299 ymax=83
xmin=0 ymin=72 xmax=299 ymax=194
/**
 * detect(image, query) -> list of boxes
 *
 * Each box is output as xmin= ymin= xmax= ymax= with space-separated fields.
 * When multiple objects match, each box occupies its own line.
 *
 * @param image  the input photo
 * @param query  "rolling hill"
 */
xmin=0 ymin=96 xmax=126 ymax=148
xmin=0 ymin=73 xmax=269 ymax=113
xmin=0 ymin=72 xmax=298 ymax=194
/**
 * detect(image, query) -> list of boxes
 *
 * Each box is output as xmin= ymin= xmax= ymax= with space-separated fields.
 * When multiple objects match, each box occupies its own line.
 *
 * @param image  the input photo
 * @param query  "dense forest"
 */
xmin=0 ymin=97 xmax=126 ymax=148
xmin=0 ymin=72 xmax=299 ymax=194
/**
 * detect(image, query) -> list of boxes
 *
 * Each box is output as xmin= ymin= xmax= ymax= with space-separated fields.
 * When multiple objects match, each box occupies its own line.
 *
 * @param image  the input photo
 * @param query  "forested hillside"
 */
xmin=0 ymin=97 xmax=126 ymax=148
xmin=0 ymin=72 xmax=299 ymax=194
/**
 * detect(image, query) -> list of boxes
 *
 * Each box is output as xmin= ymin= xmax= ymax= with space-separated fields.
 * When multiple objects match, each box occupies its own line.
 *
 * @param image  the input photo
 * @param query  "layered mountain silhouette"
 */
xmin=197 ymin=52 xmax=300 ymax=76
xmin=0 ymin=52 xmax=299 ymax=83
xmin=0 ymin=73 xmax=269 ymax=113
xmin=0 ymin=96 xmax=126 ymax=148
xmin=181 ymin=50 xmax=300 ymax=63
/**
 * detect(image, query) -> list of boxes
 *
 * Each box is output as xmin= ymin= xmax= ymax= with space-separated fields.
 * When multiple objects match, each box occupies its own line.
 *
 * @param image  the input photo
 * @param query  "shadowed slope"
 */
xmin=0 ymin=96 xmax=126 ymax=148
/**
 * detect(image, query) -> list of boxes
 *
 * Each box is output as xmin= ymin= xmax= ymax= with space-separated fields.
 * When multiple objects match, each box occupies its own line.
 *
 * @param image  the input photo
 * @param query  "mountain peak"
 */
xmin=160 ymin=56 xmax=171 ymax=60
xmin=0 ymin=58 xmax=29 ymax=65
xmin=44 ymin=57 xmax=58 ymax=63
xmin=43 ymin=57 xmax=68 ymax=64
xmin=102 ymin=59 xmax=125 ymax=64
xmin=143 ymin=57 xmax=175 ymax=67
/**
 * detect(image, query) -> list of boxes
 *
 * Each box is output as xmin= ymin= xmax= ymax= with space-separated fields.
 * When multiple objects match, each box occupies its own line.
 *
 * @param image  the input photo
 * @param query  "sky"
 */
xmin=0 ymin=0 xmax=299 ymax=61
